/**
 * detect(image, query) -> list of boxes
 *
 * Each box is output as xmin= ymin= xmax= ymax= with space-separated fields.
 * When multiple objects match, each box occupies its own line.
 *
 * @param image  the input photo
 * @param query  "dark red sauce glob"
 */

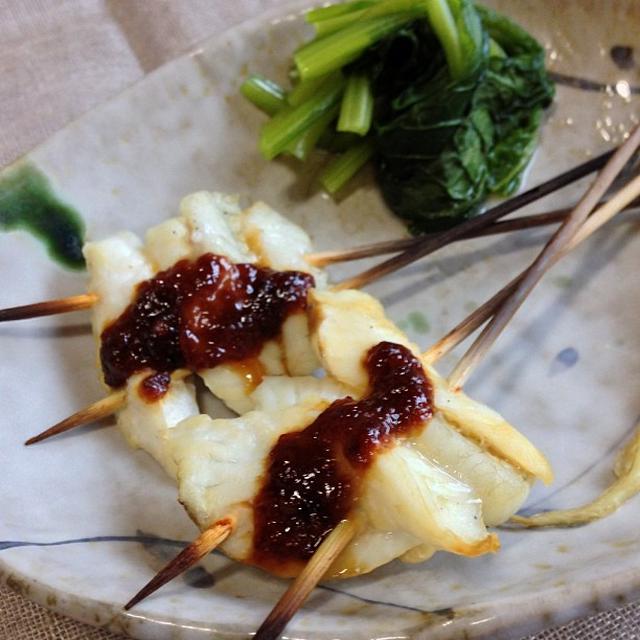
xmin=139 ymin=372 xmax=172 ymax=403
xmin=100 ymin=253 xmax=314 ymax=395
xmin=252 ymin=341 xmax=432 ymax=574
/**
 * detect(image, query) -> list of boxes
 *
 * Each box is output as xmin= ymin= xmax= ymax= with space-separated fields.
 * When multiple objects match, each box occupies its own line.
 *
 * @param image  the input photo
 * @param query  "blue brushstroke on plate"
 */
xmin=0 ymin=533 xmax=440 ymax=614
xmin=550 ymin=346 xmax=579 ymax=375
xmin=0 ymin=534 xmax=186 ymax=552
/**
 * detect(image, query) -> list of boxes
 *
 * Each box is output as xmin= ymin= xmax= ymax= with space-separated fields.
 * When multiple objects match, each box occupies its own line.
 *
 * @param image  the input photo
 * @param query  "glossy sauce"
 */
xmin=231 ymin=359 xmax=267 ymax=394
xmin=252 ymin=341 xmax=432 ymax=574
xmin=100 ymin=253 xmax=314 ymax=396
xmin=139 ymin=372 xmax=172 ymax=403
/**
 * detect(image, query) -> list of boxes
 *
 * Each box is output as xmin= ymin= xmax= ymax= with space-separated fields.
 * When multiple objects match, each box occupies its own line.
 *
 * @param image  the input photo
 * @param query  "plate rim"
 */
xmin=1 ymin=2 xmax=639 ymax=639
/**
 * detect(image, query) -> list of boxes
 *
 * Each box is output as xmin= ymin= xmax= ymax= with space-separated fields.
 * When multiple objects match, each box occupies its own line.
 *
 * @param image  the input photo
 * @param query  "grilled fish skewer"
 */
xmin=254 ymin=136 xmax=640 ymax=639
xmin=126 ymin=285 xmax=548 ymax=608
xmin=19 ymin=194 xmax=547 ymax=626
xmin=24 ymin=178 xmax=637 ymax=448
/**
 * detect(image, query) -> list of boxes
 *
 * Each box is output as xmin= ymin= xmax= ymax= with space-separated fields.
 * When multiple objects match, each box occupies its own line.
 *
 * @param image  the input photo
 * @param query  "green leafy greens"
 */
xmin=241 ymin=0 xmax=554 ymax=232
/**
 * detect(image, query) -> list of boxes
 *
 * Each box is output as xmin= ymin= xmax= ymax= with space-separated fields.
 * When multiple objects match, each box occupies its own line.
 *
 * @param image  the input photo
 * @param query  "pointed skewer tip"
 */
xmin=124 ymin=518 xmax=234 ymax=611
xmin=24 ymin=391 xmax=126 ymax=446
xmin=253 ymin=519 xmax=356 ymax=640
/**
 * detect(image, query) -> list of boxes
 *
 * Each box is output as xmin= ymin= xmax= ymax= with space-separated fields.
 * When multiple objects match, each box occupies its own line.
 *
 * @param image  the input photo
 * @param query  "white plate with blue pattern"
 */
xmin=1 ymin=1 xmax=640 ymax=638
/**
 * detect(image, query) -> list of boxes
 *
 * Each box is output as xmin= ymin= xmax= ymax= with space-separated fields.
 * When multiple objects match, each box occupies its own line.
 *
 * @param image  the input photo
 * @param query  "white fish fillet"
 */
xmin=83 ymin=193 xmax=554 ymax=579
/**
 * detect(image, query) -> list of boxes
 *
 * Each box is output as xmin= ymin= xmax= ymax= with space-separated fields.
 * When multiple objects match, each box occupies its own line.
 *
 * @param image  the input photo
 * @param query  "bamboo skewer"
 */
xmin=24 ymin=391 xmax=126 ymax=446
xmin=446 ymin=126 xmax=640 ymax=390
xmin=306 ymin=202 xmax=638 ymax=267
xmin=0 ymin=293 xmax=97 ymax=322
xmin=24 ymin=369 xmax=192 ymax=445
xmin=253 ymin=519 xmax=357 ymax=640
xmin=0 ymin=149 xmax=620 ymax=325
xmin=0 ymin=210 xmax=570 ymax=324
xmin=124 ymin=518 xmax=235 ymax=610
xmin=335 ymin=149 xmax=616 ymax=290
xmin=306 ymin=208 xmax=573 ymax=266
xmin=424 ymin=172 xmax=640 ymax=366
xmin=1 ymin=204 xmax=629 ymax=327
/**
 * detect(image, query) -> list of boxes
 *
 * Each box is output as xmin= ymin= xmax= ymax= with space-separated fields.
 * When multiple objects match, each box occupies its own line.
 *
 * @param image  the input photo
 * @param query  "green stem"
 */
xmin=314 ymin=0 xmax=419 ymax=36
xmin=314 ymin=9 xmax=371 ymax=37
xmin=288 ymin=73 xmax=337 ymax=107
xmin=337 ymin=74 xmax=374 ymax=136
xmin=320 ymin=139 xmax=375 ymax=193
xmin=423 ymin=0 xmax=463 ymax=79
xmin=240 ymin=75 xmax=287 ymax=116
xmin=259 ymin=73 xmax=346 ymax=160
xmin=306 ymin=1 xmax=378 ymax=24
xmin=286 ymin=104 xmax=340 ymax=160
xmin=294 ymin=12 xmax=418 ymax=80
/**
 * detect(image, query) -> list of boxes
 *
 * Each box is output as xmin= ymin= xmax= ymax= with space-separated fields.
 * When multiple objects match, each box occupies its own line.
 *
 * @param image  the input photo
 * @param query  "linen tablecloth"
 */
xmin=1 ymin=1 xmax=639 ymax=638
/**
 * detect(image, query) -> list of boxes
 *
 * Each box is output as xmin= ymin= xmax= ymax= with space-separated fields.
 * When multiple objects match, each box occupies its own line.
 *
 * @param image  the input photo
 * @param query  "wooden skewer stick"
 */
xmin=0 ymin=207 xmax=617 ymax=326
xmin=24 ymin=369 xmax=192 ymax=445
xmin=424 ymin=173 xmax=640 ymax=365
xmin=0 ymin=293 xmax=97 ymax=323
xmin=446 ymin=125 xmax=640 ymax=390
xmin=24 ymin=174 xmax=638 ymax=448
xmin=306 ymin=208 xmax=574 ymax=266
xmin=0 ymin=150 xmax=618 ymax=324
xmin=0 ymin=211 xmax=581 ymax=324
xmin=334 ymin=149 xmax=616 ymax=290
xmin=0 ymin=209 xmax=569 ymax=323
xmin=24 ymin=391 xmax=126 ymax=445
xmin=124 ymin=517 xmax=235 ymax=610
xmin=307 ymin=200 xmax=640 ymax=267
xmin=254 ymin=519 xmax=357 ymax=640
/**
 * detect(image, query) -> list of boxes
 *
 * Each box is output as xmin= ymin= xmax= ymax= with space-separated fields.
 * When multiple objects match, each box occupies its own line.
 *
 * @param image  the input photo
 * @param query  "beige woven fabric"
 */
xmin=2 ymin=581 xmax=640 ymax=640
xmin=0 ymin=584 xmax=125 ymax=639
xmin=0 ymin=1 xmax=638 ymax=638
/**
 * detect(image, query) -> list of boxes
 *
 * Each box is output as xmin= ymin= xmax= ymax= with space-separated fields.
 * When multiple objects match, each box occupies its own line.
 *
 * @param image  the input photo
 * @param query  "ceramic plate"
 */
xmin=1 ymin=2 xmax=640 ymax=639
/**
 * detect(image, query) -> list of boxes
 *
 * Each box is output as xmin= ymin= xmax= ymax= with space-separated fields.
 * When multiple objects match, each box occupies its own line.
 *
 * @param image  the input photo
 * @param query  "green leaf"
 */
xmin=369 ymin=9 xmax=553 ymax=231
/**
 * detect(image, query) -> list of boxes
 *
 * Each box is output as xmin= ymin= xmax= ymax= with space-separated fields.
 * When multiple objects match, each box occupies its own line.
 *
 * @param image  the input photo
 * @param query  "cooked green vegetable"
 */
xmin=320 ymin=140 xmax=375 ymax=193
xmin=294 ymin=12 xmax=419 ymax=80
xmin=305 ymin=1 xmax=378 ymax=25
xmin=288 ymin=74 xmax=336 ymax=107
xmin=259 ymin=73 xmax=345 ymax=159
xmin=242 ymin=0 xmax=554 ymax=232
xmin=288 ymin=104 xmax=341 ymax=161
xmin=240 ymin=75 xmax=287 ymax=116
xmin=372 ymin=4 xmax=554 ymax=230
xmin=338 ymin=74 xmax=374 ymax=135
